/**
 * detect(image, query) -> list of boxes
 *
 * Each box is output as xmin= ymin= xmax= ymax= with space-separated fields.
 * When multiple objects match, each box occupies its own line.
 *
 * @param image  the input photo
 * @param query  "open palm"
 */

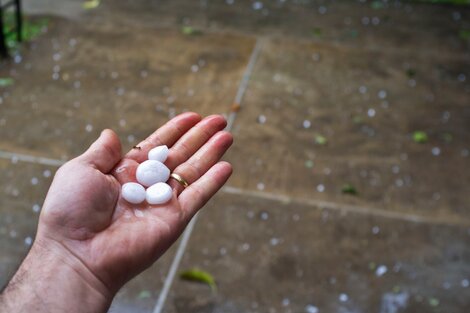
xmin=36 ymin=113 xmax=232 ymax=295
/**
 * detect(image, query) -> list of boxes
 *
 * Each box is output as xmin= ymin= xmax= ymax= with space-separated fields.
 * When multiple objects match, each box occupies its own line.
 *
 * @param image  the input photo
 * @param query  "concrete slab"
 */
xmin=164 ymin=193 xmax=470 ymax=313
xmin=1 ymin=1 xmax=469 ymax=313
xmin=100 ymin=0 xmax=470 ymax=55
xmin=225 ymin=37 xmax=470 ymax=222
xmin=0 ymin=17 xmax=254 ymax=159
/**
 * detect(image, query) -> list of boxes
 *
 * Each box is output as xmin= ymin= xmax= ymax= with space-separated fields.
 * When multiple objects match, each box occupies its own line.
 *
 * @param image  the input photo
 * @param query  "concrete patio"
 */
xmin=1 ymin=0 xmax=469 ymax=312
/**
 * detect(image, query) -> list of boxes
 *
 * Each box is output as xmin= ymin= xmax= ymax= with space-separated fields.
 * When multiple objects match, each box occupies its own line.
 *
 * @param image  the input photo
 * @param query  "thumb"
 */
xmin=79 ymin=129 xmax=122 ymax=173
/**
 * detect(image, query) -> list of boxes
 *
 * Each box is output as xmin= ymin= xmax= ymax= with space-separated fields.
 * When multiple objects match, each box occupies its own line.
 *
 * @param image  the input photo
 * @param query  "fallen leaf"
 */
xmin=341 ymin=183 xmax=358 ymax=195
xmin=0 ymin=78 xmax=14 ymax=87
xmin=311 ymin=28 xmax=322 ymax=38
xmin=405 ymin=68 xmax=416 ymax=78
xmin=371 ymin=1 xmax=385 ymax=9
xmin=440 ymin=132 xmax=453 ymax=143
xmin=412 ymin=131 xmax=428 ymax=143
xmin=428 ymin=297 xmax=439 ymax=307
xmin=231 ymin=102 xmax=241 ymax=112
xmin=83 ymin=0 xmax=100 ymax=10
xmin=352 ymin=115 xmax=363 ymax=124
xmin=180 ymin=268 xmax=217 ymax=291
xmin=181 ymin=26 xmax=202 ymax=36
xmin=137 ymin=290 xmax=151 ymax=299
xmin=459 ymin=29 xmax=470 ymax=40
xmin=315 ymin=134 xmax=327 ymax=145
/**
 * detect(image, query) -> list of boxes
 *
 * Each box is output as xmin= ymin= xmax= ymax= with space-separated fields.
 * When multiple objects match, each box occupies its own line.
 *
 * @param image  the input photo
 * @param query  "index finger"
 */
xmin=125 ymin=112 xmax=201 ymax=162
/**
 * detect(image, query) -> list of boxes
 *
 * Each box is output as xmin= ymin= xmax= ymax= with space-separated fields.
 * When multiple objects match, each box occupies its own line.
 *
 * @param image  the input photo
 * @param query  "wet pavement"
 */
xmin=1 ymin=0 xmax=469 ymax=312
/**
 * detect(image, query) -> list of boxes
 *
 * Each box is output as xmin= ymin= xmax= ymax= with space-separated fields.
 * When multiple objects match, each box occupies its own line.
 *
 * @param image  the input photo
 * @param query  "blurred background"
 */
xmin=0 ymin=0 xmax=469 ymax=312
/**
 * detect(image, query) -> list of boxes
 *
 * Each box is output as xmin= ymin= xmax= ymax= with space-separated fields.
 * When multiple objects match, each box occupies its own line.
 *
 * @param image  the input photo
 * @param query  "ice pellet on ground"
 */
xmin=376 ymin=265 xmax=388 ymax=277
xmin=148 ymin=145 xmax=169 ymax=163
xmin=136 ymin=160 xmax=170 ymax=187
xmin=462 ymin=279 xmax=469 ymax=288
xmin=339 ymin=293 xmax=349 ymax=302
xmin=121 ymin=182 xmax=146 ymax=204
xmin=305 ymin=304 xmax=319 ymax=313
xmin=146 ymin=182 xmax=173 ymax=205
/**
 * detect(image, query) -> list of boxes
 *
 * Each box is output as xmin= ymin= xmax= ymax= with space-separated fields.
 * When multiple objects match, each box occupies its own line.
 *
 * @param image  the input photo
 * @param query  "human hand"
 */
xmin=1 ymin=113 xmax=232 ymax=313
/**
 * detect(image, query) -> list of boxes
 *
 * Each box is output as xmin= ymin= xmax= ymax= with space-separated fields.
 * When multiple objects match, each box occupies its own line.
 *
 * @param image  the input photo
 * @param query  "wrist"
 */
xmin=1 ymin=237 xmax=113 ymax=313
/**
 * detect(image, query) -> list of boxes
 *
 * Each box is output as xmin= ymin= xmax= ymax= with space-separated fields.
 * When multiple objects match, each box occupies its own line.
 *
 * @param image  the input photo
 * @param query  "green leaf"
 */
xmin=459 ymin=29 xmax=470 ymax=40
xmin=311 ymin=28 xmax=322 ymax=38
xmin=0 ymin=78 xmax=14 ymax=87
xmin=412 ymin=131 xmax=428 ymax=143
xmin=405 ymin=68 xmax=416 ymax=78
xmin=305 ymin=160 xmax=314 ymax=169
xmin=428 ymin=297 xmax=440 ymax=307
xmin=314 ymin=134 xmax=327 ymax=145
xmin=341 ymin=183 xmax=358 ymax=195
xmin=371 ymin=1 xmax=385 ymax=9
xmin=83 ymin=0 xmax=100 ymax=10
xmin=137 ymin=290 xmax=151 ymax=299
xmin=412 ymin=0 xmax=470 ymax=5
xmin=349 ymin=29 xmax=359 ymax=38
xmin=181 ymin=26 xmax=202 ymax=36
xmin=180 ymin=268 xmax=217 ymax=291
xmin=440 ymin=132 xmax=453 ymax=143
xmin=352 ymin=115 xmax=363 ymax=124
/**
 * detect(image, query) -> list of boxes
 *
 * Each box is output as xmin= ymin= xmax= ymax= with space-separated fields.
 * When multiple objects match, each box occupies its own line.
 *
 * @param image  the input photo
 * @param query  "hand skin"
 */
xmin=0 ymin=113 xmax=233 ymax=313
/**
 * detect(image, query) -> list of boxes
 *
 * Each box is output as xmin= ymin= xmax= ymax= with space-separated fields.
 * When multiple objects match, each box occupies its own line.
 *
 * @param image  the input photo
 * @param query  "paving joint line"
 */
xmin=152 ymin=38 xmax=264 ymax=313
xmin=221 ymin=186 xmax=470 ymax=227
xmin=0 ymin=150 xmax=65 ymax=167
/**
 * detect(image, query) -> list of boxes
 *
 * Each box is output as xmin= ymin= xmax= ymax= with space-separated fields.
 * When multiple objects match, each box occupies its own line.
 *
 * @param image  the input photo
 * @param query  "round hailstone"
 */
xmin=146 ymin=182 xmax=173 ymax=205
xmin=136 ymin=160 xmax=170 ymax=187
xmin=121 ymin=182 xmax=146 ymax=204
xmin=148 ymin=145 xmax=169 ymax=163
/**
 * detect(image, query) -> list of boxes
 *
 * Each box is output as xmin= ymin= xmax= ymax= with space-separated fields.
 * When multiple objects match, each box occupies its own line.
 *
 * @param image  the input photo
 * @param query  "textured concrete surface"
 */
xmin=1 ymin=0 xmax=469 ymax=312
xmin=165 ymin=193 xmax=470 ymax=313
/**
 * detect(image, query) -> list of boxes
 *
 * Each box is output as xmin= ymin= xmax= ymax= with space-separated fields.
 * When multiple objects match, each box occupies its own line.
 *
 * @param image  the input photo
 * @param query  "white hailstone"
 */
xmin=136 ymin=160 xmax=170 ymax=187
xmin=146 ymin=182 xmax=173 ymax=205
xmin=305 ymin=305 xmax=319 ymax=313
xmin=375 ymin=265 xmax=388 ymax=277
xmin=24 ymin=236 xmax=33 ymax=246
xmin=431 ymin=147 xmax=441 ymax=156
xmin=148 ymin=145 xmax=169 ymax=163
xmin=121 ymin=182 xmax=146 ymax=204
xmin=43 ymin=169 xmax=52 ymax=178
xmin=339 ymin=293 xmax=349 ymax=302
xmin=32 ymin=204 xmax=41 ymax=213
xmin=378 ymin=90 xmax=387 ymax=99
xmin=252 ymin=1 xmax=263 ymax=10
